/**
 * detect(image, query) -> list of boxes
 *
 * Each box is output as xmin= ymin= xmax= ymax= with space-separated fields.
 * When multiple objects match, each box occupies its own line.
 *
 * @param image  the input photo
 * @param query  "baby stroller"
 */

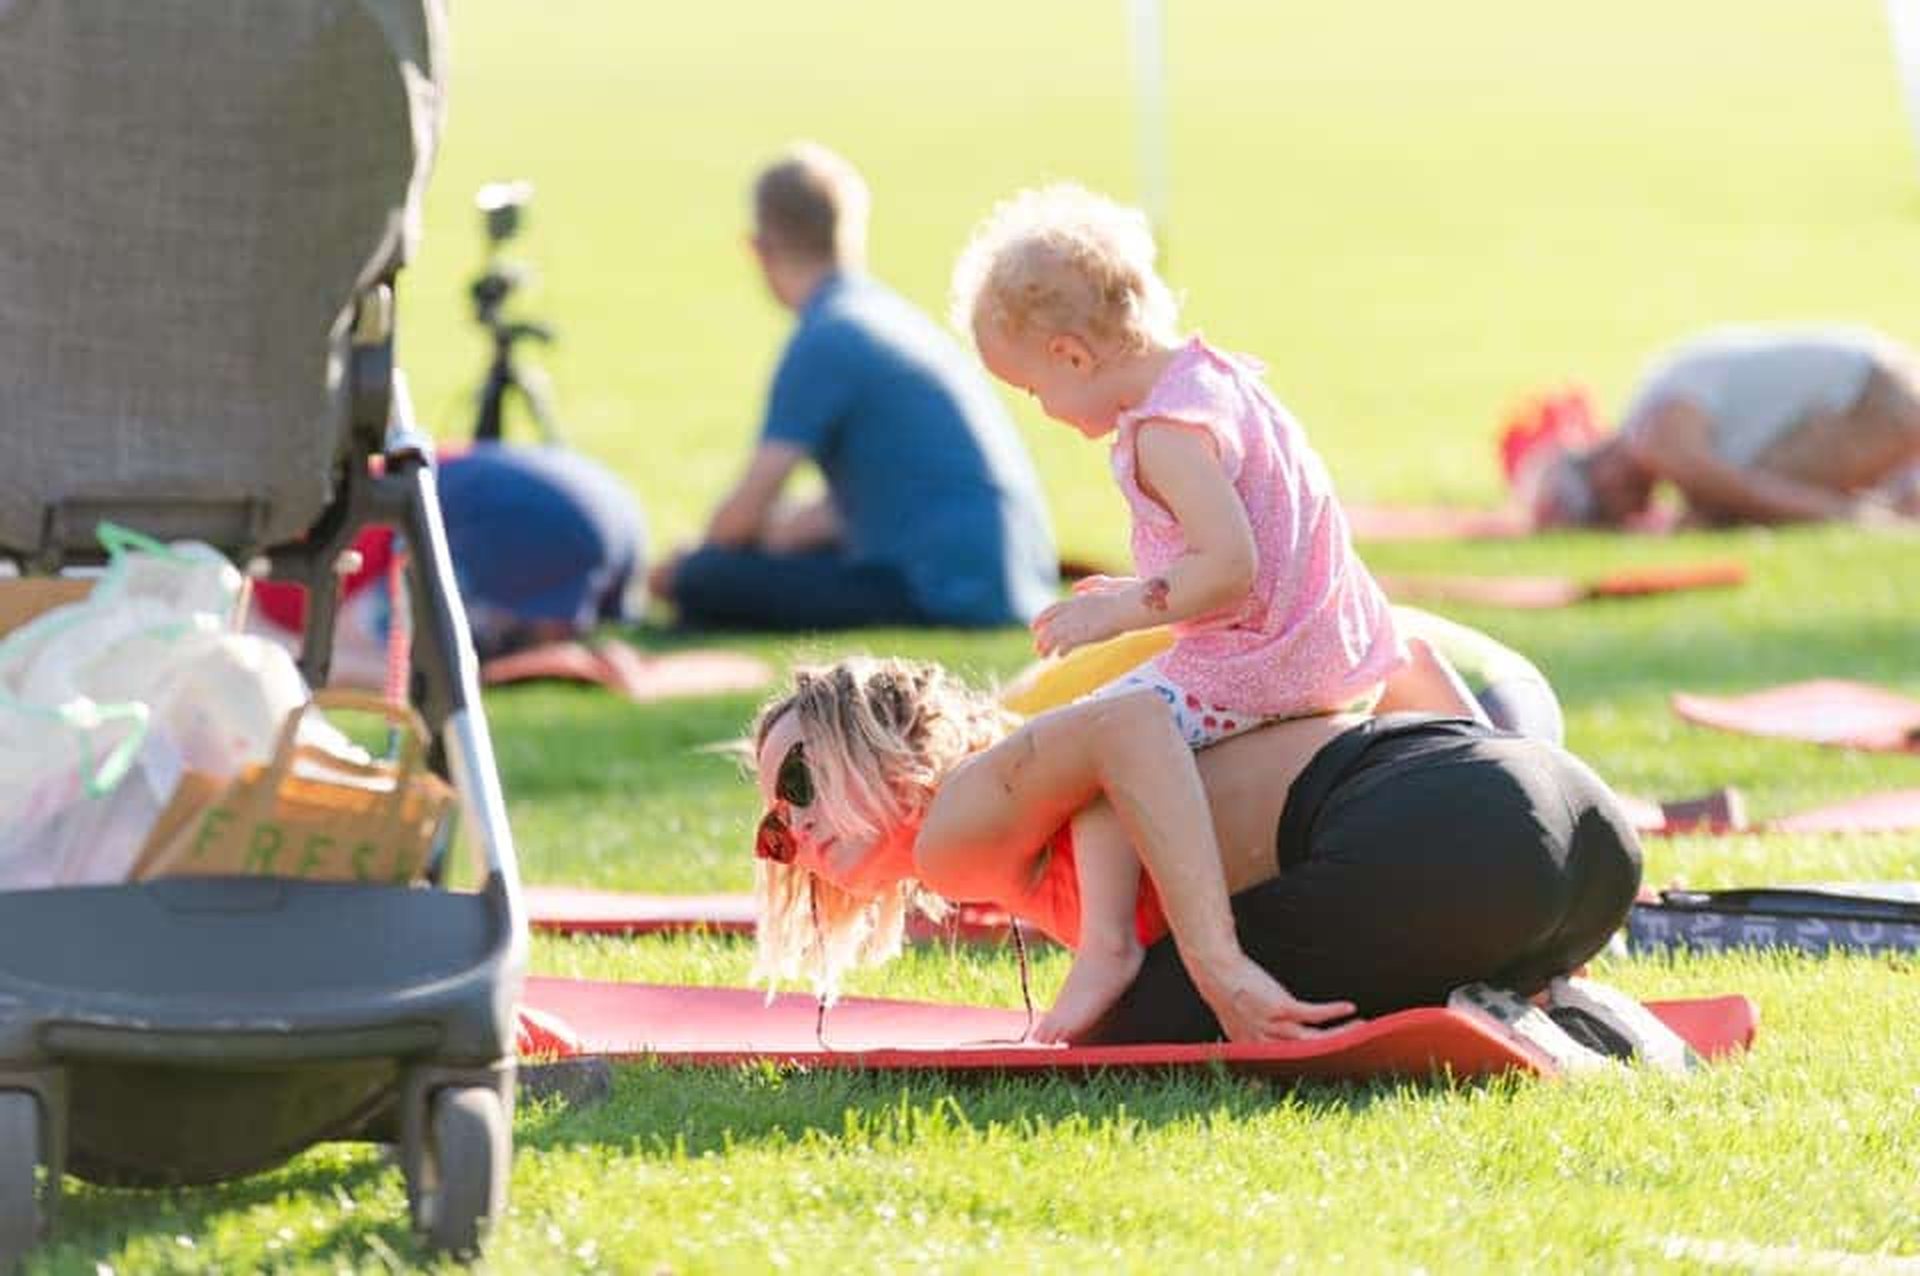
xmin=0 ymin=0 xmax=525 ymax=1263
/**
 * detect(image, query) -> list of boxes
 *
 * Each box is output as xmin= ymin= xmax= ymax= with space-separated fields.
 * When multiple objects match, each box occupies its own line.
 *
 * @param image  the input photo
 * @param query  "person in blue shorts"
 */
xmin=647 ymin=142 xmax=1059 ymax=630
xmin=435 ymin=442 xmax=644 ymax=658
xmin=251 ymin=441 xmax=645 ymax=682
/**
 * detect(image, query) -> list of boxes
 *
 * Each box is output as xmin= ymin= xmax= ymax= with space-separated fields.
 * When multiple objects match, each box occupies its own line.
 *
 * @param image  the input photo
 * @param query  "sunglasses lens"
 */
xmin=754 ymin=810 xmax=797 ymax=864
xmin=776 ymin=744 xmax=813 ymax=808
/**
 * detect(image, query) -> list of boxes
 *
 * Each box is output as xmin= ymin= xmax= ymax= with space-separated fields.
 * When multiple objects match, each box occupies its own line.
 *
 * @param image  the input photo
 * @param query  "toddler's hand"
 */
xmin=1032 ymin=590 xmax=1128 ymax=658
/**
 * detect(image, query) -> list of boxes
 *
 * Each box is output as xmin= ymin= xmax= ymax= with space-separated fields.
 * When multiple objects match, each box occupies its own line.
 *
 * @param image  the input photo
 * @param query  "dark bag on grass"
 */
xmin=1626 ymin=884 xmax=1920 ymax=956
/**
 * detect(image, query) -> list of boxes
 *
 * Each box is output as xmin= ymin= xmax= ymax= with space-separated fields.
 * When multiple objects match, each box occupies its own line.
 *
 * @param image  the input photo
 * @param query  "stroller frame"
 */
xmin=0 ymin=279 xmax=529 ymax=1262
xmin=0 ymin=1 xmax=525 ymax=1262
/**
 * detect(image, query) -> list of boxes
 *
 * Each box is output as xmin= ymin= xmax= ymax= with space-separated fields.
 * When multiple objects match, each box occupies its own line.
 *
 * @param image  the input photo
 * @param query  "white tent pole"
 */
xmin=1128 ymin=0 xmax=1171 ymax=256
xmin=1887 ymin=0 xmax=1920 ymax=179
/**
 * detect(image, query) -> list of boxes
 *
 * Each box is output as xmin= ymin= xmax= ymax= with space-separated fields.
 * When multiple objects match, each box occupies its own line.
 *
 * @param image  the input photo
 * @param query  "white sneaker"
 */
xmin=1446 ymin=982 xmax=1619 ymax=1076
xmin=1545 ymin=976 xmax=1700 ymax=1075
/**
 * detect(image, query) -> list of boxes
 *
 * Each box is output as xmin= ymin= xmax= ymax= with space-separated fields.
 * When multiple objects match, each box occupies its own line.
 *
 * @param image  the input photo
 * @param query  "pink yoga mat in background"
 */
xmin=484 ymin=639 xmax=772 ymax=703
xmin=1345 ymin=505 xmax=1533 ymax=541
xmin=524 ymin=886 xmax=1017 ymax=941
xmin=1380 ymin=560 xmax=1746 ymax=610
xmin=1672 ymin=680 xmax=1920 ymax=754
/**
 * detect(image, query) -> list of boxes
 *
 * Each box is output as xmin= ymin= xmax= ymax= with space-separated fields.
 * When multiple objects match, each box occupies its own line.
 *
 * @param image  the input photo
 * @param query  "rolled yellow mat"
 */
xmin=997 ymin=626 xmax=1174 ymax=716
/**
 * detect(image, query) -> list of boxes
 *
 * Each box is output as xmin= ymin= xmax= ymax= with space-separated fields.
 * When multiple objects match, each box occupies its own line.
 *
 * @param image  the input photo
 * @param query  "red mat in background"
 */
xmin=525 ymin=887 xmax=756 ymax=934
xmin=1619 ymin=789 xmax=1745 ymax=836
xmin=1346 ymin=505 xmax=1533 ymax=542
xmin=483 ymin=639 xmax=772 ymax=703
xmin=1768 ymin=789 xmax=1920 ymax=834
xmin=1620 ymin=787 xmax=1920 ymax=836
xmin=1379 ymin=560 xmax=1746 ymax=610
xmin=1671 ymin=680 xmax=1920 ymax=754
xmin=515 ymin=977 xmax=1756 ymax=1080
xmin=524 ymin=886 xmax=1017 ymax=941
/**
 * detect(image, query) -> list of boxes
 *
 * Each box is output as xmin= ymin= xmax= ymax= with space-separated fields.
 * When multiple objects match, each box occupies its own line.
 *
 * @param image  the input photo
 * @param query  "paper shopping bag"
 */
xmin=132 ymin=690 xmax=453 ymax=884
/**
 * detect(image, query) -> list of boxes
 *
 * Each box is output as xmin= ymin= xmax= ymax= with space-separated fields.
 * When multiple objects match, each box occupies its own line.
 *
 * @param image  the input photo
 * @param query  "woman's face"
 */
xmin=754 ymin=711 xmax=917 ymax=899
xmin=1586 ymin=440 xmax=1655 ymax=524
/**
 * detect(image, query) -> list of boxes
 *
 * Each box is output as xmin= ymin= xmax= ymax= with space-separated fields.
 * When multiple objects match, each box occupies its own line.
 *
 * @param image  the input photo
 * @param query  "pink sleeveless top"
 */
xmin=1112 ymin=337 xmax=1404 ymax=717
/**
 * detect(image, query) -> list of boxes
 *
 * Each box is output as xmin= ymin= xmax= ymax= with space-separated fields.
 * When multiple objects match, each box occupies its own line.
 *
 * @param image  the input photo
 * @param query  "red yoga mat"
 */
xmin=1621 ymin=786 xmax=1920 ymax=836
xmin=525 ymin=887 xmax=756 ymax=934
xmin=1671 ymin=680 xmax=1920 ymax=754
xmin=1379 ymin=560 xmax=1746 ymax=610
xmin=524 ymin=886 xmax=1016 ymax=942
xmin=1618 ymin=789 xmax=1747 ymax=836
xmin=483 ymin=639 xmax=772 ymax=703
xmin=514 ymin=977 xmax=1756 ymax=1080
xmin=1767 ymin=789 xmax=1920 ymax=834
xmin=1345 ymin=505 xmax=1533 ymax=542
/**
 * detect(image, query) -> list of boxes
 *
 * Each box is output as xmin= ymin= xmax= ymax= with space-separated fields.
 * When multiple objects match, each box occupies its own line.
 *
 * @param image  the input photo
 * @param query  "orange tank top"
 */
xmin=1021 ymin=822 xmax=1171 ymax=949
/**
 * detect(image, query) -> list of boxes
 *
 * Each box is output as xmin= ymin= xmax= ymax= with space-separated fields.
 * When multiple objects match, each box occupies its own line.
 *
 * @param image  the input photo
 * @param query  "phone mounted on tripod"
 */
xmin=469 ymin=180 xmax=565 ymax=445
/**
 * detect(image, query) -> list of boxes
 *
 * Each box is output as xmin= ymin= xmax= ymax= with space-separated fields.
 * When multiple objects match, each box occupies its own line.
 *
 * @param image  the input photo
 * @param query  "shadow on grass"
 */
xmin=514 ymin=1058 xmax=1521 ymax=1161
xmin=32 ymin=1150 xmax=424 ymax=1273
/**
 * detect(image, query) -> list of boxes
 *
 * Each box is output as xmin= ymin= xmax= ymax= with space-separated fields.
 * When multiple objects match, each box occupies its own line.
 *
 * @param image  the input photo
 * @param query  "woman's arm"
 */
xmin=915 ymin=692 xmax=1355 ymax=1039
xmin=704 ymin=442 xmax=806 ymax=546
xmin=1030 ymin=423 xmax=1255 ymax=657
xmin=1636 ymin=401 xmax=1852 ymax=523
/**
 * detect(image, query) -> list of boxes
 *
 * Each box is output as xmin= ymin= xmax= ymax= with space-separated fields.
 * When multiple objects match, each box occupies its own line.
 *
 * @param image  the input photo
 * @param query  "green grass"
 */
xmin=32 ymin=1 xmax=1920 ymax=1271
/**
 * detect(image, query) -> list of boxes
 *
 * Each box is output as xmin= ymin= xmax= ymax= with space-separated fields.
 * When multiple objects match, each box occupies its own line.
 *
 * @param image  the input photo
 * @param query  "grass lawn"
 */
xmin=32 ymin=1 xmax=1920 ymax=1271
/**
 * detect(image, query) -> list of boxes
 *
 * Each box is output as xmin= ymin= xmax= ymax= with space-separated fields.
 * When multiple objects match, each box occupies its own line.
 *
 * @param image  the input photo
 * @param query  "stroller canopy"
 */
xmin=0 ymin=0 xmax=447 ymax=559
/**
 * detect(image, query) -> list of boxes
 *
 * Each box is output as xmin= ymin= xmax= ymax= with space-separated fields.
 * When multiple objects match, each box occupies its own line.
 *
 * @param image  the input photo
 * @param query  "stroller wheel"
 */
xmin=414 ymin=1086 xmax=508 ymax=1258
xmin=0 ymin=1092 xmax=45 ymax=1269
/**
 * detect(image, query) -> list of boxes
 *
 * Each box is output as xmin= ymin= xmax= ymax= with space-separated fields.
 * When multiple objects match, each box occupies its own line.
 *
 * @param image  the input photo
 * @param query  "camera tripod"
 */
xmin=469 ymin=180 xmax=566 ymax=446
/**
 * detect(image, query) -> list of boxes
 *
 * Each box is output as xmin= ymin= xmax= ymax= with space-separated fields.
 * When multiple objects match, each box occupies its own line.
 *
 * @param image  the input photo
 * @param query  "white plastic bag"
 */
xmin=0 ymin=524 xmax=324 ymax=889
xmin=0 ymin=729 xmax=176 ymax=891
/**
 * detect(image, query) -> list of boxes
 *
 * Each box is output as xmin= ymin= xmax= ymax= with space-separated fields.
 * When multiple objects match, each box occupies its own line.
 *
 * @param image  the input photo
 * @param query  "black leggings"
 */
xmin=1084 ymin=715 xmax=1644 ymax=1044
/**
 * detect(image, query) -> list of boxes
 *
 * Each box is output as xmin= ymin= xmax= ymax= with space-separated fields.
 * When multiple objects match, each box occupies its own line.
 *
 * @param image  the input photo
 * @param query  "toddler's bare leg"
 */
xmin=1034 ymin=830 xmax=1145 ymax=1043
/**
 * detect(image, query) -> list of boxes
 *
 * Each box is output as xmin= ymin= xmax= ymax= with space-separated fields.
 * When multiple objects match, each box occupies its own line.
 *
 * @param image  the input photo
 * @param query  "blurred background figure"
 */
xmin=1525 ymin=325 xmax=1920 ymax=528
xmin=253 ymin=441 xmax=644 ymax=684
xmin=432 ymin=441 xmax=644 ymax=657
xmin=647 ymin=141 xmax=1058 ymax=631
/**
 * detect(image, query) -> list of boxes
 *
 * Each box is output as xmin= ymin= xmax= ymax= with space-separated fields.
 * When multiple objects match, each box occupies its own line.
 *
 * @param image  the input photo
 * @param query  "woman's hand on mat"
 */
xmin=1032 ymin=588 xmax=1132 ymax=658
xmin=1196 ymin=955 xmax=1358 ymax=1043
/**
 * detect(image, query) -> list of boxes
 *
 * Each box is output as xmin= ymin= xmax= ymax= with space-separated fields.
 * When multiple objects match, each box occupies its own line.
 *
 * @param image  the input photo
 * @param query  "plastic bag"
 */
xmin=0 ymin=524 xmax=327 ymax=888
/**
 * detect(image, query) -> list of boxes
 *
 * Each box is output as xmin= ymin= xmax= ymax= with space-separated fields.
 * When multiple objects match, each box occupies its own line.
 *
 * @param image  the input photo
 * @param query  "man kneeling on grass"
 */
xmin=647 ymin=142 xmax=1059 ymax=632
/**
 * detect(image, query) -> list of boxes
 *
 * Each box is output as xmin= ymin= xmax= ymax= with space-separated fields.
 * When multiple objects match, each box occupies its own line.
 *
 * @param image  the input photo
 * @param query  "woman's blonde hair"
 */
xmin=748 ymin=656 xmax=1017 ymax=1001
xmin=950 ymin=183 xmax=1180 ymax=355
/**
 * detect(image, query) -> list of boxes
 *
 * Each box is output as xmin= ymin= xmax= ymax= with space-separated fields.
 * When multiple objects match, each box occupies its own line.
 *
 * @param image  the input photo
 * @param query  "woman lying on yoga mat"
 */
xmin=747 ymin=656 xmax=1663 ymax=1060
xmin=1531 ymin=325 xmax=1920 ymax=527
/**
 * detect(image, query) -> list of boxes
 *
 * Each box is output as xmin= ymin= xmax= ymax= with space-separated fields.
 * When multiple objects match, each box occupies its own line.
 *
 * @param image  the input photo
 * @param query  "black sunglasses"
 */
xmin=753 ymin=742 xmax=814 ymax=864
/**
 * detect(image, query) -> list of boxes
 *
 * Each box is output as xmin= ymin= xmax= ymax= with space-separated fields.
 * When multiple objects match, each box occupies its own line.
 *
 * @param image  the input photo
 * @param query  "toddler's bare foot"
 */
xmin=1033 ymin=938 xmax=1145 ymax=1043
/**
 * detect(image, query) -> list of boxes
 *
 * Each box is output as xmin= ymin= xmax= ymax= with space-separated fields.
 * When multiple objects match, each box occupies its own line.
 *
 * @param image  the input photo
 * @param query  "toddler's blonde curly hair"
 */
xmin=950 ymin=183 xmax=1180 ymax=354
xmin=748 ymin=656 xmax=1017 ymax=1002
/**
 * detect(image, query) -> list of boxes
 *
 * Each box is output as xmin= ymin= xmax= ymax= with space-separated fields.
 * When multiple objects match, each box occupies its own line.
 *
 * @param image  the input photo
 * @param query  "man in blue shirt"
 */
xmin=648 ymin=142 xmax=1058 ymax=629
